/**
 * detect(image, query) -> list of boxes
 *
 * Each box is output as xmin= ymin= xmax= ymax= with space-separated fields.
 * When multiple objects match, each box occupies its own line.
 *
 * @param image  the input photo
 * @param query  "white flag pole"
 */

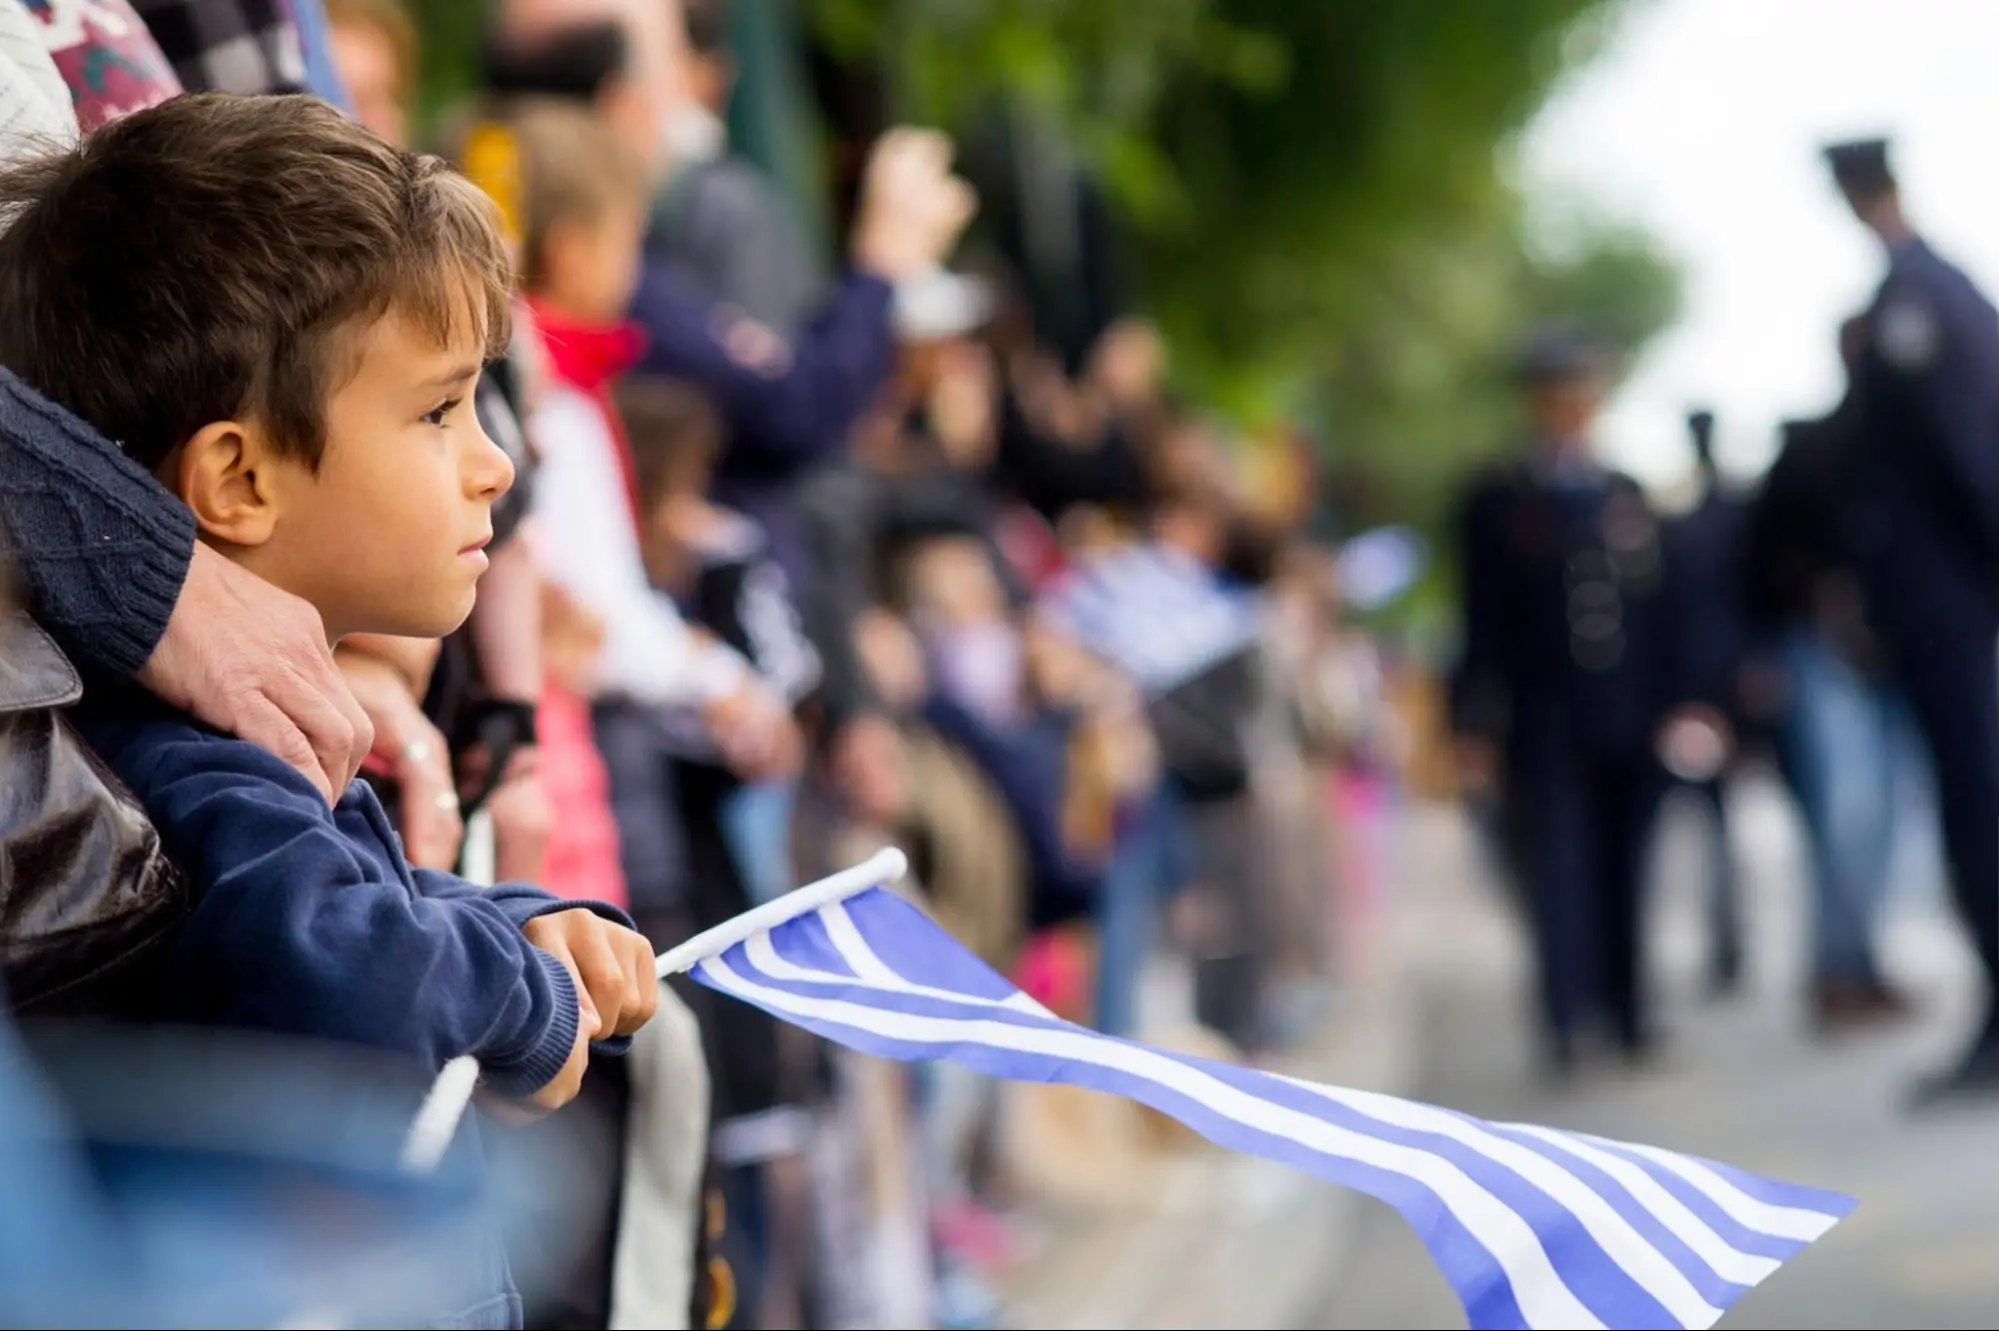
xmin=654 ymin=847 xmax=909 ymax=979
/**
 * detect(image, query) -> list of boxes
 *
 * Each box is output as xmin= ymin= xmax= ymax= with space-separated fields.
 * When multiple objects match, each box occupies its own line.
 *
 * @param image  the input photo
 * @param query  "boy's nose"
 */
xmin=467 ymin=419 xmax=516 ymax=502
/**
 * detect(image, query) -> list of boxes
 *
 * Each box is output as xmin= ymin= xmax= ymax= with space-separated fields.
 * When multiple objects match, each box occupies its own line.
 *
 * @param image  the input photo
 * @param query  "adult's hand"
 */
xmin=138 ymin=543 xmax=370 ymax=803
xmin=470 ymin=745 xmax=550 ymax=886
xmin=850 ymin=127 xmax=977 ymax=282
xmin=703 ymin=681 xmax=803 ymax=783
xmin=337 ymin=649 xmax=463 ymax=870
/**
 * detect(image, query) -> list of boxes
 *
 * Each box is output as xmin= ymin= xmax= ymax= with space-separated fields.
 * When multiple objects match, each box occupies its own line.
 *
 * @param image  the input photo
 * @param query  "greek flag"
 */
xmin=1038 ymin=542 xmax=1263 ymax=696
xmin=665 ymin=852 xmax=1852 ymax=1331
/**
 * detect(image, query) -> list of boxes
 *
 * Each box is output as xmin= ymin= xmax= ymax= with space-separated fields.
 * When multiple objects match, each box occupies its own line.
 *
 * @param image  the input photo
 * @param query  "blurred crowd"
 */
xmin=0 ymin=0 xmax=1408 ymax=1327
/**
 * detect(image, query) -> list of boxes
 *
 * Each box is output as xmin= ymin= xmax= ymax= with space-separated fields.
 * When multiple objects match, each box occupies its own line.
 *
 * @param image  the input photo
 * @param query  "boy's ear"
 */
xmin=174 ymin=420 xmax=283 ymax=548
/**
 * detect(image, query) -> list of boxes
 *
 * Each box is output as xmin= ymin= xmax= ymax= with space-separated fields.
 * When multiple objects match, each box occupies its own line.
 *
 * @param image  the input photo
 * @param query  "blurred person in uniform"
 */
xmin=1449 ymin=326 xmax=1717 ymax=1078
xmin=1661 ymin=409 xmax=1757 ymax=996
xmin=1825 ymin=138 xmax=1999 ymax=1101
xmin=1747 ymin=332 xmax=1914 ymax=1030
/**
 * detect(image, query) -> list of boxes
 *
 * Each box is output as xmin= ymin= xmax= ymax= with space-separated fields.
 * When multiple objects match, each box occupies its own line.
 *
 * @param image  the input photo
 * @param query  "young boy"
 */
xmin=0 ymin=93 xmax=658 ymax=1329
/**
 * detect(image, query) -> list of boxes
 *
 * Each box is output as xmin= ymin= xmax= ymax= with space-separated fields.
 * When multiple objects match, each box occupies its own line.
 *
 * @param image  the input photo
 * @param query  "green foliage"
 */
xmin=400 ymin=0 xmax=1681 ymax=559
xmin=804 ymin=2 xmax=1678 ymax=500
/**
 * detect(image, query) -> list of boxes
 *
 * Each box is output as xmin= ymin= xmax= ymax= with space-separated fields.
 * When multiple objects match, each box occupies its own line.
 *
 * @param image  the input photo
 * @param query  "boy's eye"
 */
xmin=423 ymin=397 xmax=463 ymax=427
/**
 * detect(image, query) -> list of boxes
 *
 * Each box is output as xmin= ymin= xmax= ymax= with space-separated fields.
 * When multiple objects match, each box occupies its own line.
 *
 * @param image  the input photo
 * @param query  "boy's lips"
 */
xmin=459 ymin=534 xmax=492 ymax=556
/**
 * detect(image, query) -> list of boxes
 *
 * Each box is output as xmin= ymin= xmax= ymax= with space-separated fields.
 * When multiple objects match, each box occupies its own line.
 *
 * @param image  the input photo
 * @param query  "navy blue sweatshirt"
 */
xmin=72 ymin=689 xmax=632 ymax=1097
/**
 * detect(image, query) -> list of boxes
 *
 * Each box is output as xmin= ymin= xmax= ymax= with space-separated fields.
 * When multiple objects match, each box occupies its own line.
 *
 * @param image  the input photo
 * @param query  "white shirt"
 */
xmin=529 ymin=384 xmax=750 ymax=709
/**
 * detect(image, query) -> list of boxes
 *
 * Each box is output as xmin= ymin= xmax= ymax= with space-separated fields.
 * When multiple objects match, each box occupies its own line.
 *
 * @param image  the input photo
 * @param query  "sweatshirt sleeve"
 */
xmin=631 ymin=266 xmax=895 ymax=473
xmin=0 ymin=371 xmax=193 ymax=679
xmin=113 ymin=726 xmax=581 ymax=1097
xmin=413 ymin=874 xmax=638 ymax=1057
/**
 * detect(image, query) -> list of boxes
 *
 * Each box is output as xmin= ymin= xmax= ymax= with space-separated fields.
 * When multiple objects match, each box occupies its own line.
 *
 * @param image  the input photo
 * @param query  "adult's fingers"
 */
xmin=277 ymin=662 xmax=367 ymax=800
xmin=231 ymin=692 xmax=335 ymax=803
xmin=396 ymin=739 xmax=464 ymax=871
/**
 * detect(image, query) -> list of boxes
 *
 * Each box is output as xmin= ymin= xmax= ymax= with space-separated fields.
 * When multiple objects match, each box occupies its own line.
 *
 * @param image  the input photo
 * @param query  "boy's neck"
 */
xmin=195 ymin=535 xmax=349 ymax=647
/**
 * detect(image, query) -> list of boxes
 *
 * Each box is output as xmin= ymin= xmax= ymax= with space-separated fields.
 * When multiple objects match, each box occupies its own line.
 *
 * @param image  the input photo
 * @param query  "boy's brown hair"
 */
xmin=615 ymin=375 xmax=723 ymax=514
xmin=0 ymin=92 xmax=511 ymax=473
xmin=499 ymin=97 xmax=647 ymax=293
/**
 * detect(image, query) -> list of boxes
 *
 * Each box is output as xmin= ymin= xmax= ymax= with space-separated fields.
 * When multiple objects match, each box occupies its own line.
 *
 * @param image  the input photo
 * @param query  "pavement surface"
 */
xmin=1313 ymin=772 xmax=1999 ymax=1331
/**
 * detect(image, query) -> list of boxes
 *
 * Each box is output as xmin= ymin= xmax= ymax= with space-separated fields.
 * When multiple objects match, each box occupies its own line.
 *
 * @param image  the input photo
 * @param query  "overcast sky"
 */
xmin=1518 ymin=0 xmax=1999 ymax=489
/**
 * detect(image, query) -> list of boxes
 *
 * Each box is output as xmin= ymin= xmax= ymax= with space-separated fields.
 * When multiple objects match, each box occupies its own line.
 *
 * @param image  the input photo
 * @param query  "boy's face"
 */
xmin=176 ymin=307 xmax=514 ymax=642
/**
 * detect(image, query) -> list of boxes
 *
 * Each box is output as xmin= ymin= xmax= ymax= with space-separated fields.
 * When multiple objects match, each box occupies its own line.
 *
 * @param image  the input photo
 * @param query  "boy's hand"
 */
xmin=523 ymin=909 xmax=659 ymax=1039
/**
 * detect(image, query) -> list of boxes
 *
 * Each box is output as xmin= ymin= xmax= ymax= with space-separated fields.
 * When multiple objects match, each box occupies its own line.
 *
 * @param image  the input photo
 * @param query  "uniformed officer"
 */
xmin=1661 ymin=409 xmax=1757 ymax=996
xmin=1450 ymin=327 xmax=1708 ymax=1076
xmin=1825 ymin=138 xmax=1999 ymax=1102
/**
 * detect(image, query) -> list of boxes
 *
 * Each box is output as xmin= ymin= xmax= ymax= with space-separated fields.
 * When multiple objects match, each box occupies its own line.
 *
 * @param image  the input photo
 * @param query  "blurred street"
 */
xmin=1316 ymin=773 xmax=1999 ymax=1330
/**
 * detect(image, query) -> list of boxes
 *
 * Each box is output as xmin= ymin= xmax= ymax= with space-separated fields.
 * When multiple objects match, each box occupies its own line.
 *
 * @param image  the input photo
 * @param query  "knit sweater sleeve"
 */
xmin=0 ymin=370 xmax=194 ymax=678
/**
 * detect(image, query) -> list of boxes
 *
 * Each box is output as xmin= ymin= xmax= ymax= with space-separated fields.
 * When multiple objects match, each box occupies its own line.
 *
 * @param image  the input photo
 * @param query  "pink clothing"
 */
xmin=537 ymin=680 xmax=627 ymax=908
xmin=25 ymin=0 xmax=182 ymax=131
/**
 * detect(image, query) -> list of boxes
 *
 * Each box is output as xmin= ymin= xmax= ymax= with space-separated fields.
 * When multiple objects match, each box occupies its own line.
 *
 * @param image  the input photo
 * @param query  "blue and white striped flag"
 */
xmin=661 ymin=853 xmax=1852 ymax=1331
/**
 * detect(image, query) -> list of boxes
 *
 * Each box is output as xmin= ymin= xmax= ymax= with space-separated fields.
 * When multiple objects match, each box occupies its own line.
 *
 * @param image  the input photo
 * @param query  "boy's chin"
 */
xmin=363 ymin=597 xmax=475 ymax=643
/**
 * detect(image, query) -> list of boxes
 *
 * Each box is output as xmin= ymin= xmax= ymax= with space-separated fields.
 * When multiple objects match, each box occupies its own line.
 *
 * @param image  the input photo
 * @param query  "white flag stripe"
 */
xmin=698 ymin=952 xmax=1609 ymax=1330
xmin=1581 ymin=1135 xmax=1840 ymax=1244
xmin=1501 ymin=1123 xmax=1783 ymax=1286
xmin=752 ymin=939 xmax=1730 ymax=1325
xmin=1272 ymin=1074 xmax=1762 ymax=1302
xmin=814 ymin=899 xmax=1055 ymax=1018
xmin=746 ymin=918 xmax=1052 ymax=1020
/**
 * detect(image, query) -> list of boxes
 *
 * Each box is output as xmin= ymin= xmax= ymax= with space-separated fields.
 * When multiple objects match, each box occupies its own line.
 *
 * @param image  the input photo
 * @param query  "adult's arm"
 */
xmin=0 ymin=371 xmax=368 ymax=798
xmin=0 ymin=369 xmax=192 ymax=678
xmin=630 ymin=264 xmax=897 ymax=474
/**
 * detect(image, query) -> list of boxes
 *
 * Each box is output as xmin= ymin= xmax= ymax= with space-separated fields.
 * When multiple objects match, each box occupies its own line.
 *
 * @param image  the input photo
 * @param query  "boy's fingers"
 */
xmin=575 ymin=927 xmax=628 ymax=1034
xmin=617 ymin=939 xmax=659 ymax=1035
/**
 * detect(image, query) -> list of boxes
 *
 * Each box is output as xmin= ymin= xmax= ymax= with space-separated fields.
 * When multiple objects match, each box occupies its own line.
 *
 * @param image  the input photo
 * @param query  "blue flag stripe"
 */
xmin=687 ymin=885 xmax=1852 ymax=1331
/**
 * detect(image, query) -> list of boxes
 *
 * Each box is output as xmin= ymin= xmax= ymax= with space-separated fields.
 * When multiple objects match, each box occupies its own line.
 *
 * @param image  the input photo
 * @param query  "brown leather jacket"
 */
xmin=0 ymin=614 xmax=184 ymax=1016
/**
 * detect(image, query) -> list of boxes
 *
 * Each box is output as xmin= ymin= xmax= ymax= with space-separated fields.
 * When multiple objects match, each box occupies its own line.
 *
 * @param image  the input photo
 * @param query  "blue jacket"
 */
xmin=628 ymin=264 xmax=895 ymax=585
xmin=72 ymin=690 xmax=636 ymax=1328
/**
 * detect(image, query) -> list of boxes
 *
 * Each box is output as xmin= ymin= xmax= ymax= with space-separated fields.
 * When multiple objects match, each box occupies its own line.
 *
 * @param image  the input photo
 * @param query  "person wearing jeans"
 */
xmin=1779 ymin=627 xmax=1913 ymax=1028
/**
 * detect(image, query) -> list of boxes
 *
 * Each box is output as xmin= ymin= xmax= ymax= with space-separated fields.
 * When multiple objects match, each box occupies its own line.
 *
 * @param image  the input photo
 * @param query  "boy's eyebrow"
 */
xmin=421 ymin=362 xmax=483 ymax=390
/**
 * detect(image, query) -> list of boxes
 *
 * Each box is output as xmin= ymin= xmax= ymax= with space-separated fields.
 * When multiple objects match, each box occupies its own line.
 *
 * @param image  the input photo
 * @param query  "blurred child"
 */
xmin=0 ymin=94 xmax=659 ymax=1330
xmin=617 ymin=375 xmax=816 ymax=907
xmin=325 ymin=0 xmax=417 ymax=147
xmin=504 ymin=98 xmax=793 ymax=803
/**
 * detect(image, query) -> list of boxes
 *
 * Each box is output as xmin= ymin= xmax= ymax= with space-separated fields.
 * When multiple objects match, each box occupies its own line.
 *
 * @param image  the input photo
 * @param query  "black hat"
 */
xmin=481 ymin=19 xmax=630 ymax=102
xmin=1511 ymin=323 xmax=1608 ymax=386
xmin=1823 ymin=138 xmax=1895 ymax=197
